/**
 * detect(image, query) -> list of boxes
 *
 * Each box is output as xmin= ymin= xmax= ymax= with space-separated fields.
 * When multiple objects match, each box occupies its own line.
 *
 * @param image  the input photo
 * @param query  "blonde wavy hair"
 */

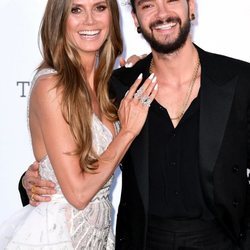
xmin=38 ymin=0 xmax=123 ymax=172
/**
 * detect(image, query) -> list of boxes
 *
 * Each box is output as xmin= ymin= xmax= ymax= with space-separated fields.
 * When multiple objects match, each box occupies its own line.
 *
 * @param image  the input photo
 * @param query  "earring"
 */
xmin=137 ymin=26 xmax=141 ymax=34
xmin=191 ymin=13 xmax=195 ymax=21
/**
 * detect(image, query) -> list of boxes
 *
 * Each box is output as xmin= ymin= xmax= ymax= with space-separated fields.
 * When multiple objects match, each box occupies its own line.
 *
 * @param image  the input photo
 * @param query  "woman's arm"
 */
xmin=29 ymin=73 xmax=157 ymax=210
xmin=20 ymin=55 xmax=148 ymax=206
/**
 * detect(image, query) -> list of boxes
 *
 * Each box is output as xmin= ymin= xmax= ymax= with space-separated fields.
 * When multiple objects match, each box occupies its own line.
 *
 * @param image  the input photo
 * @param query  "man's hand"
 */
xmin=119 ymin=54 xmax=147 ymax=68
xmin=22 ymin=162 xmax=56 ymax=206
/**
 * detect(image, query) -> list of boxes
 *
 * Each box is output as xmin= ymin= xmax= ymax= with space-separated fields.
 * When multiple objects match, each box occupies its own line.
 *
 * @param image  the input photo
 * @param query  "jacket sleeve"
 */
xmin=247 ymin=106 xmax=250 ymax=223
xmin=18 ymin=172 xmax=29 ymax=206
xmin=244 ymin=100 xmax=250 ymax=248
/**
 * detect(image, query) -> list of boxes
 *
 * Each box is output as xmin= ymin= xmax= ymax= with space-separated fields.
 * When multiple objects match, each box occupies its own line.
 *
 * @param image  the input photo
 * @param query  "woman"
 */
xmin=0 ymin=0 xmax=158 ymax=248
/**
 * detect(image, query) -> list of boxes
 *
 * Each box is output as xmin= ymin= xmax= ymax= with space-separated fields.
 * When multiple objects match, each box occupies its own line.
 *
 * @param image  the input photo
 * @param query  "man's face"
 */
xmin=132 ymin=0 xmax=194 ymax=54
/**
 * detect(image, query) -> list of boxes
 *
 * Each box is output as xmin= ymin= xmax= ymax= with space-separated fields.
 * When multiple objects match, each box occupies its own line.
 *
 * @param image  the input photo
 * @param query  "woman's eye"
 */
xmin=96 ymin=4 xmax=107 ymax=12
xmin=71 ymin=7 xmax=81 ymax=14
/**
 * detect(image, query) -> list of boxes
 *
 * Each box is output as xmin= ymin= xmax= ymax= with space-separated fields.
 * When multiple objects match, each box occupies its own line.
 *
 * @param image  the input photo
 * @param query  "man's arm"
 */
xmin=18 ymin=173 xmax=29 ymax=206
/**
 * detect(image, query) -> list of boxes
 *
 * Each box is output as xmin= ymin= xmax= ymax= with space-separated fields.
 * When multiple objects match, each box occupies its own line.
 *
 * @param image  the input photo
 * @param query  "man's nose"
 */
xmin=155 ymin=1 xmax=170 ymax=19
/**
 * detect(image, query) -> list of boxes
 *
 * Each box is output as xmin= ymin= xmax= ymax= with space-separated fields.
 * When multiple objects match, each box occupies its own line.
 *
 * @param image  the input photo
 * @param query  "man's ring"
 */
xmin=31 ymin=186 xmax=36 ymax=193
xmin=30 ymin=193 xmax=35 ymax=202
xmin=140 ymin=95 xmax=152 ymax=107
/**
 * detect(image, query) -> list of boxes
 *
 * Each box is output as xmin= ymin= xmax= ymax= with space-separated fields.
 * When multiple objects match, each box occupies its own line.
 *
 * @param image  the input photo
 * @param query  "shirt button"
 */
xmin=121 ymin=201 xmax=127 ymax=207
xmin=170 ymin=162 xmax=177 ymax=167
xmin=232 ymin=165 xmax=239 ymax=173
xmin=232 ymin=200 xmax=239 ymax=207
xmin=119 ymin=237 xmax=126 ymax=242
xmin=175 ymin=191 xmax=179 ymax=196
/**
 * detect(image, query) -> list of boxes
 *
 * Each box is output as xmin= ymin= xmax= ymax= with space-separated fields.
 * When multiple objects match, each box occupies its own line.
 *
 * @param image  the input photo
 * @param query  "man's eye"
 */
xmin=141 ymin=3 xmax=153 ymax=9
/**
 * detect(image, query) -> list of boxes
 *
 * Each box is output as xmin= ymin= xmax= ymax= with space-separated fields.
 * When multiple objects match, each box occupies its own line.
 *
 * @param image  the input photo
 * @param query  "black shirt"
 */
xmin=148 ymin=94 xmax=213 ymax=219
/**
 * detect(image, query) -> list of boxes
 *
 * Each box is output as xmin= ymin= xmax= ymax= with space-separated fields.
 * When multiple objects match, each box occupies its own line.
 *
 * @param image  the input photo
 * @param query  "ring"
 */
xmin=133 ymin=86 xmax=144 ymax=99
xmin=31 ymin=186 xmax=36 ymax=193
xmin=30 ymin=193 xmax=35 ymax=202
xmin=140 ymin=95 xmax=152 ymax=107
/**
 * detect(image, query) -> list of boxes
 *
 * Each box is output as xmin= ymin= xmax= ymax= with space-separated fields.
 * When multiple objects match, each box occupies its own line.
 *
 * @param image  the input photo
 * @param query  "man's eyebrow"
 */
xmin=137 ymin=0 xmax=152 ymax=7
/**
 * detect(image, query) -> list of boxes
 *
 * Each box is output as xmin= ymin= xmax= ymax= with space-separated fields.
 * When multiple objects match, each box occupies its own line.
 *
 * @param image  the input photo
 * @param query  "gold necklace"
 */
xmin=149 ymin=58 xmax=200 ymax=121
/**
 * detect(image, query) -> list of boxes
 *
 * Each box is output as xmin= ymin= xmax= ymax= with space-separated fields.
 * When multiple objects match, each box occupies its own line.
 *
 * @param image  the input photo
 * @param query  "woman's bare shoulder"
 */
xmin=31 ymin=72 xmax=62 ymax=105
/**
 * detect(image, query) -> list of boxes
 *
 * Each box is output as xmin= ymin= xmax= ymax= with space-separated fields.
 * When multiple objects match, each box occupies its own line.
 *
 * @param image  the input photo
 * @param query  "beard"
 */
xmin=140 ymin=15 xmax=191 ymax=54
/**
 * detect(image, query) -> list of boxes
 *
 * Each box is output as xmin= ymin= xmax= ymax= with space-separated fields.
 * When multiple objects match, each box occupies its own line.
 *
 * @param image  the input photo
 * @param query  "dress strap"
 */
xmin=31 ymin=68 xmax=57 ymax=88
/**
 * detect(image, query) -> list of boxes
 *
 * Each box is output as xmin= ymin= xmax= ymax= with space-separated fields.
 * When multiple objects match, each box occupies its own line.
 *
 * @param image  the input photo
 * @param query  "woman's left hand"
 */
xmin=118 ymin=73 xmax=158 ymax=138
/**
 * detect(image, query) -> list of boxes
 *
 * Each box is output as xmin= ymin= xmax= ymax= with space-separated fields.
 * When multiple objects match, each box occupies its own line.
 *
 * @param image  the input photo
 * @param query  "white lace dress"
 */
xmin=0 ymin=69 xmax=118 ymax=249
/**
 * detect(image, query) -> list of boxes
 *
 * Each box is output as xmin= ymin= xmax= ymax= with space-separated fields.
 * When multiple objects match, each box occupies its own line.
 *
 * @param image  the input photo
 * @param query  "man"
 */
xmin=110 ymin=0 xmax=250 ymax=249
xmin=20 ymin=0 xmax=250 ymax=249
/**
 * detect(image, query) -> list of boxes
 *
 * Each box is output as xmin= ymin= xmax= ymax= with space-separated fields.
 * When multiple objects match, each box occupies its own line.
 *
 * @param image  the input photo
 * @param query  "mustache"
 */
xmin=149 ymin=17 xmax=181 ymax=30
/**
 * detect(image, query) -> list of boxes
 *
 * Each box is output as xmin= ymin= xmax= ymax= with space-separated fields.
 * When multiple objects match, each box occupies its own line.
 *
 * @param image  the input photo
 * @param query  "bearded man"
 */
xmin=111 ymin=0 xmax=250 ymax=249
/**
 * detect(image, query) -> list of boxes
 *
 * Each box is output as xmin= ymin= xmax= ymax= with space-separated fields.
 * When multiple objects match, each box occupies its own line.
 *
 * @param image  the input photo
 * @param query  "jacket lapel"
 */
xmin=130 ymin=121 xmax=149 ymax=211
xmin=198 ymin=47 xmax=238 ymax=207
xmin=128 ymin=58 xmax=152 ymax=212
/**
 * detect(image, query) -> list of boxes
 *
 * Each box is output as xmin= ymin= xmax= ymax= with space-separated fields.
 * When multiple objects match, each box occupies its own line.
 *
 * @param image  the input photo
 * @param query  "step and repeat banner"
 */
xmin=0 ymin=0 xmax=250 ymax=228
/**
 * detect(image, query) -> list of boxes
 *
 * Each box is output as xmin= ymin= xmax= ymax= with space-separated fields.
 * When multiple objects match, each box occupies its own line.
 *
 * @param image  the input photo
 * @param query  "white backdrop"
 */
xmin=0 ymin=0 xmax=250 ymax=231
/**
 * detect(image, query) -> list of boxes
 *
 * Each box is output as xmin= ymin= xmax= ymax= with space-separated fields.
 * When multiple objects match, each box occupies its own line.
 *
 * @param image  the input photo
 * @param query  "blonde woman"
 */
xmin=0 ymin=0 xmax=158 ymax=248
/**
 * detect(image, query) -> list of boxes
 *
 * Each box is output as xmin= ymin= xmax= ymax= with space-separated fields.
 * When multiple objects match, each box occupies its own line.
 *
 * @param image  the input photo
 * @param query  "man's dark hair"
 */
xmin=130 ymin=0 xmax=190 ymax=13
xmin=130 ymin=0 xmax=135 ymax=13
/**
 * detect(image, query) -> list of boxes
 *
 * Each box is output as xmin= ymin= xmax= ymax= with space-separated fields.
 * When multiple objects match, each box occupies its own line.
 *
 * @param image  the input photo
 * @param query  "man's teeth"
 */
xmin=79 ymin=30 xmax=99 ymax=36
xmin=155 ymin=22 xmax=176 ymax=30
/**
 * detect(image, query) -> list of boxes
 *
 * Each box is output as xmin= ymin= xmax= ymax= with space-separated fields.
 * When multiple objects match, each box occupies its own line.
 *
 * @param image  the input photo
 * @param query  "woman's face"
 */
xmin=66 ymin=0 xmax=110 ymax=57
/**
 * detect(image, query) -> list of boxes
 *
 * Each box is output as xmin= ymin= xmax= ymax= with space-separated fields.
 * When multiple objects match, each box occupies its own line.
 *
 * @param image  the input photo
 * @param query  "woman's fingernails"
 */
xmin=137 ymin=73 xmax=143 ymax=79
xmin=152 ymin=76 xmax=157 ymax=83
xmin=149 ymin=73 xmax=155 ymax=80
xmin=154 ymin=84 xmax=159 ymax=90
